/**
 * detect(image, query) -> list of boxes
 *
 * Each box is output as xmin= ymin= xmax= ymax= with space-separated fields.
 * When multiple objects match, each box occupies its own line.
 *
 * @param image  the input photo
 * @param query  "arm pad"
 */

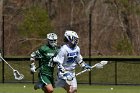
xmin=30 ymin=63 xmax=36 ymax=73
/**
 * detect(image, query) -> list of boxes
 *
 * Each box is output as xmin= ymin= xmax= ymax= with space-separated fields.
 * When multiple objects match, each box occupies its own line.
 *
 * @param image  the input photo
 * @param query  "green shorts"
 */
xmin=39 ymin=73 xmax=54 ymax=87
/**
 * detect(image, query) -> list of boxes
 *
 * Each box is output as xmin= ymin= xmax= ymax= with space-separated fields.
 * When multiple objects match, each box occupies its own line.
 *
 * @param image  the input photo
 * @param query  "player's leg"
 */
xmin=55 ymin=77 xmax=77 ymax=93
xmin=64 ymin=86 xmax=77 ymax=93
xmin=55 ymin=78 xmax=66 ymax=88
xmin=42 ymin=84 xmax=53 ymax=93
xmin=34 ymin=82 xmax=43 ymax=90
xmin=66 ymin=77 xmax=77 ymax=93
xmin=39 ymin=73 xmax=54 ymax=93
xmin=55 ymin=78 xmax=71 ymax=93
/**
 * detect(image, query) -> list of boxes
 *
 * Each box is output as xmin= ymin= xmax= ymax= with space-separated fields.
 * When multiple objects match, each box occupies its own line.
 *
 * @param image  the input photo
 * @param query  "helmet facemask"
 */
xmin=48 ymin=39 xmax=57 ymax=47
xmin=70 ymin=36 xmax=79 ymax=46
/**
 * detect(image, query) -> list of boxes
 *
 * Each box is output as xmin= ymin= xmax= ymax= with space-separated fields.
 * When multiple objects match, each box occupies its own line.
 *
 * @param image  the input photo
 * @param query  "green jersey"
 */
xmin=33 ymin=44 xmax=59 ymax=76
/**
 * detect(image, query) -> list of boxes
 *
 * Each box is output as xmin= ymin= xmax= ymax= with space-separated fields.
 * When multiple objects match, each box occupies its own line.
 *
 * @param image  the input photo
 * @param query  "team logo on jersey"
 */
xmin=47 ymin=53 xmax=54 ymax=56
xmin=67 ymin=52 xmax=78 ymax=56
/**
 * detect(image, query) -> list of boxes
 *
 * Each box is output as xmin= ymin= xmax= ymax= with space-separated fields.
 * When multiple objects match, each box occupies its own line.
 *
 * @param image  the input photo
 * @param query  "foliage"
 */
xmin=4 ymin=0 xmax=140 ymax=56
xmin=113 ymin=0 xmax=140 ymax=15
xmin=115 ymin=37 xmax=133 ymax=55
xmin=18 ymin=5 xmax=53 ymax=38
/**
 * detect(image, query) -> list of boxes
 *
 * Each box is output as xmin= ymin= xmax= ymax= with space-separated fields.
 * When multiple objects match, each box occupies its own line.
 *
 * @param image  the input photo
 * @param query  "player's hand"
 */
xmin=59 ymin=68 xmax=66 ymax=73
xmin=63 ymin=72 xmax=74 ymax=81
xmin=30 ymin=63 xmax=36 ymax=73
xmin=83 ymin=64 xmax=92 ymax=71
xmin=30 ymin=57 xmax=35 ymax=62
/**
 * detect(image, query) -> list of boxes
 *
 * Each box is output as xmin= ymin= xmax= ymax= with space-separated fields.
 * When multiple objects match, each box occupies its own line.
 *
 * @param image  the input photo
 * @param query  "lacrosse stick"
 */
xmin=76 ymin=61 xmax=108 ymax=76
xmin=0 ymin=54 xmax=24 ymax=80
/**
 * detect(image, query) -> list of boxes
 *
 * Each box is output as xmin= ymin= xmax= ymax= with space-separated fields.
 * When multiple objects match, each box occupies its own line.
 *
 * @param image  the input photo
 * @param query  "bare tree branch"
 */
xmin=0 ymin=0 xmax=3 ymax=49
xmin=80 ymin=0 xmax=85 ymax=8
xmin=113 ymin=0 xmax=133 ymax=43
xmin=85 ymin=0 xmax=97 ymax=14
xmin=18 ymin=38 xmax=46 ymax=43
xmin=70 ymin=0 xmax=74 ymax=27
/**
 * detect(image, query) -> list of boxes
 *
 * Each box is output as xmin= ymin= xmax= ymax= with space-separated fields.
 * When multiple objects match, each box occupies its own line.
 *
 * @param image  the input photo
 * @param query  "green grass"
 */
xmin=1 ymin=83 xmax=140 ymax=93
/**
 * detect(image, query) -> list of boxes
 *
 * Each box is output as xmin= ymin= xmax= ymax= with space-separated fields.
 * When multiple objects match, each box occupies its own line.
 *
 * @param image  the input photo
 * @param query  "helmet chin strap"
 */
xmin=67 ymin=42 xmax=77 ymax=49
xmin=49 ymin=42 xmax=57 ymax=47
xmin=51 ymin=43 xmax=57 ymax=47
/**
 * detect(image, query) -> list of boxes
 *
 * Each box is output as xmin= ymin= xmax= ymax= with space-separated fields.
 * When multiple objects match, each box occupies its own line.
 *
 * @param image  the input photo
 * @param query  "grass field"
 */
xmin=1 ymin=83 xmax=140 ymax=93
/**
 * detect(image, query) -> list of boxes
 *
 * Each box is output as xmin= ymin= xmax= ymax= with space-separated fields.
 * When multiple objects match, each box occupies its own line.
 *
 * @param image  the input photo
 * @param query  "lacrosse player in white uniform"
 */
xmin=53 ymin=30 xmax=92 ymax=93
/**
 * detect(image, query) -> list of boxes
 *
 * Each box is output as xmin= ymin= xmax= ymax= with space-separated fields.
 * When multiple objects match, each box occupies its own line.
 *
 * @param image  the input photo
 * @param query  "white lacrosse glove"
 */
xmin=83 ymin=64 xmax=92 ymax=71
xmin=63 ymin=72 xmax=74 ymax=81
xmin=30 ymin=63 xmax=36 ymax=73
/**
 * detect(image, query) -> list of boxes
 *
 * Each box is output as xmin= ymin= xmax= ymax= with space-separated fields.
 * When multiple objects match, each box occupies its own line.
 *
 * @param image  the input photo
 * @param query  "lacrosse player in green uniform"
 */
xmin=30 ymin=33 xmax=59 ymax=93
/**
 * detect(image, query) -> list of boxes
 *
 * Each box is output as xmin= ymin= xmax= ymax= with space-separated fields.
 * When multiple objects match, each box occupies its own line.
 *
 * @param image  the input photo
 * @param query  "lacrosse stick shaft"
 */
xmin=0 ymin=56 xmax=15 ymax=70
xmin=76 ymin=61 xmax=108 ymax=76
xmin=76 ymin=65 xmax=96 ymax=76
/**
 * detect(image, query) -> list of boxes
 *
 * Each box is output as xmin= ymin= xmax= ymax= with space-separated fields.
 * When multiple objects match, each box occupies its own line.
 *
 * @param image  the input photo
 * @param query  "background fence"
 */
xmin=1 ymin=57 xmax=140 ymax=85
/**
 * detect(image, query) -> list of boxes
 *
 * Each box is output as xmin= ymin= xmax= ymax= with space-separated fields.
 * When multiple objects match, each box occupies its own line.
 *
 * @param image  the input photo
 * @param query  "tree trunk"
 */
xmin=0 ymin=0 xmax=3 ymax=50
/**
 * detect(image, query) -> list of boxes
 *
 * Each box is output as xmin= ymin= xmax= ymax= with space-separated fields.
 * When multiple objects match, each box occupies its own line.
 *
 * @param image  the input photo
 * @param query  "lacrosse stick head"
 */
xmin=100 ymin=61 xmax=108 ymax=65
xmin=13 ymin=70 xmax=24 ymax=80
xmin=95 ymin=61 xmax=108 ymax=69
xmin=95 ymin=63 xmax=103 ymax=68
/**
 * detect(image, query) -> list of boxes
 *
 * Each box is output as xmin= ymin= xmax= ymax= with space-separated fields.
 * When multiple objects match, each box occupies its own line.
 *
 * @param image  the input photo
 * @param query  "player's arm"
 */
xmin=53 ymin=48 xmax=65 ymax=72
xmin=78 ymin=61 xmax=92 ymax=70
xmin=76 ymin=51 xmax=92 ymax=70
xmin=30 ymin=49 xmax=42 ymax=73
xmin=49 ymin=47 xmax=60 ymax=67
xmin=30 ymin=49 xmax=42 ymax=61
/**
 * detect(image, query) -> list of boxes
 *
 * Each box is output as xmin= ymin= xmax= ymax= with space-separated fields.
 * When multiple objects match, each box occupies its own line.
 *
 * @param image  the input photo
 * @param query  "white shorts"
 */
xmin=55 ymin=77 xmax=77 ymax=88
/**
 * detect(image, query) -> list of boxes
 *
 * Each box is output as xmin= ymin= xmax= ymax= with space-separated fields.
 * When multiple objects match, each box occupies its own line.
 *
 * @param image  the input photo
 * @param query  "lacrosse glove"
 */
xmin=30 ymin=57 xmax=35 ymax=62
xmin=63 ymin=72 xmax=74 ymax=81
xmin=30 ymin=63 xmax=36 ymax=73
xmin=83 ymin=64 xmax=92 ymax=71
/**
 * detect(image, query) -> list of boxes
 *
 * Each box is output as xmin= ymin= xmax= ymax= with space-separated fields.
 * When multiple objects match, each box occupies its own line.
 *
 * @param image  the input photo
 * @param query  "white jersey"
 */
xmin=54 ymin=44 xmax=83 ymax=87
xmin=54 ymin=44 xmax=83 ymax=71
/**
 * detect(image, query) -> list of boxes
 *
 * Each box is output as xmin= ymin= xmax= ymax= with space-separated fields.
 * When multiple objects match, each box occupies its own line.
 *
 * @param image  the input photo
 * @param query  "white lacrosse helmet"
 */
xmin=64 ymin=30 xmax=79 ymax=46
xmin=47 ymin=33 xmax=57 ymax=47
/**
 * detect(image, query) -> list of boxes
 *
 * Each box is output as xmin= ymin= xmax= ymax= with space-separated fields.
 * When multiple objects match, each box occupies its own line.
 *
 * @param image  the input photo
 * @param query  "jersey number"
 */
xmin=67 ymin=56 xmax=77 ymax=63
xmin=48 ymin=60 xmax=54 ymax=67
